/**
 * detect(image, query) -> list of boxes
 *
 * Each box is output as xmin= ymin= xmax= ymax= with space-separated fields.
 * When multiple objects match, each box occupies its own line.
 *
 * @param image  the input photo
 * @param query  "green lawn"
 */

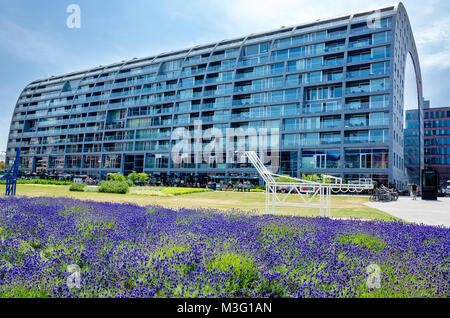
xmin=0 ymin=184 xmax=396 ymax=221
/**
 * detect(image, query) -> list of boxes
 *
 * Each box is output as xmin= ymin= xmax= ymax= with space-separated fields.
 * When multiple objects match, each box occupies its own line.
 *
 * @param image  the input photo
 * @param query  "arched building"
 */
xmin=6 ymin=3 xmax=424 ymax=188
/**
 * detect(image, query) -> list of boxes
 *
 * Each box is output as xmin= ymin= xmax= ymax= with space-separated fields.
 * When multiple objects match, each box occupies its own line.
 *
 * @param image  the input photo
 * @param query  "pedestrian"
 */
xmin=411 ymin=182 xmax=418 ymax=200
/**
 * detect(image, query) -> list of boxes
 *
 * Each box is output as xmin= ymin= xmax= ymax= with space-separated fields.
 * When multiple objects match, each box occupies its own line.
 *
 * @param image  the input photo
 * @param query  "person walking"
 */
xmin=411 ymin=182 xmax=418 ymax=200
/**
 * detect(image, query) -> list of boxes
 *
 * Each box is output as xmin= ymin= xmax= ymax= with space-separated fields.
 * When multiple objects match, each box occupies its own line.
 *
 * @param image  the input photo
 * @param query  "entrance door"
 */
xmin=315 ymin=154 xmax=326 ymax=169
xmin=360 ymin=153 xmax=372 ymax=169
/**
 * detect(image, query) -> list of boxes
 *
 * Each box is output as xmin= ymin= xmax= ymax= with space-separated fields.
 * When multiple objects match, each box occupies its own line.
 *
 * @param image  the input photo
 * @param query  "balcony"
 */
xmin=321 ymin=120 xmax=341 ymax=129
xmin=324 ymin=44 xmax=346 ymax=53
xmin=237 ymin=56 xmax=268 ymax=68
xmin=344 ymin=135 xmax=369 ymax=144
xmin=181 ymin=68 xmax=206 ymax=76
xmin=202 ymin=101 xmax=231 ymax=110
xmin=113 ymin=80 xmax=143 ymax=88
xmin=105 ymin=123 xmax=125 ymax=130
xmin=325 ymin=73 xmax=344 ymax=81
xmin=346 ymin=84 xmax=370 ymax=94
xmin=347 ymin=69 xmax=371 ymax=78
xmin=184 ymin=57 xmax=210 ymax=66
xmin=345 ymin=102 xmax=370 ymax=111
xmin=231 ymin=112 xmax=250 ymax=121
xmin=320 ymin=135 xmax=341 ymax=145
xmin=203 ymin=89 xmax=232 ymax=97
xmin=327 ymin=30 xmax=347 ymax=39
xmin=176 ymin=91 xmax=202 ymax=100
xmin=201 ymin=115 xmax=230 ymax=123
xmin=347 ymin=53 xmax=372 ymax=63
xmin=345 ymin=119 xmax=369 ymax=128
xmin=208 ymin=64 xmax=234 ymax=72
xmin=110 ymin=90 xmax=141 ymax=98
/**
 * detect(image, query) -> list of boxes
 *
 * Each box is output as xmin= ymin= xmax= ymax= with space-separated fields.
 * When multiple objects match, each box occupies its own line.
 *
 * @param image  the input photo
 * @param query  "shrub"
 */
xmin=137 ymin=173 xmax=149 ymax=184
xmin=107 ymin=173 xmax=126 ymax=182
xmin=69 ymin=183 xmax=86 ymax=192
xmin=127 ymin=171 xmax=139 ymax=185
xmin=98 ymin=181 xmax=129 ymax=194
xmin=0 ymin=179 xmax=72 ymax=186
xmin=301 ymin=174 xmax=332 ymax=183
xmin=160 ymin=187 xmax=212 ymax=196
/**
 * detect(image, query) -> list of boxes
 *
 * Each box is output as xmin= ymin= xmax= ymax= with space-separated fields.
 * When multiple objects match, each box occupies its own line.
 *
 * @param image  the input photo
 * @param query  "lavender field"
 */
xmin=0 ymin=196 xmax=448 ymax=298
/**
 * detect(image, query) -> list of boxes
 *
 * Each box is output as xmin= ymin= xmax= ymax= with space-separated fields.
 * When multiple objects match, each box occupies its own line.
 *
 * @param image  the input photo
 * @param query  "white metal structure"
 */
xmin=244 ymin=151 xmax=374 ymax=217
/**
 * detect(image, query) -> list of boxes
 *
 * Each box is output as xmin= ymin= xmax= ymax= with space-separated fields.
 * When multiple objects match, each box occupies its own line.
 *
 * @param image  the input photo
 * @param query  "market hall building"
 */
xmin=6 ymin=3 xmax=424 ymax=188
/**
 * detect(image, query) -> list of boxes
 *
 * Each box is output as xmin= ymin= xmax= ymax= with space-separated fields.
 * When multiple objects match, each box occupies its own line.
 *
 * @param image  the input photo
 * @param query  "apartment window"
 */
xmin=371 ymin=78 xmax=389 ymax=92
xmin=370 ymin=95 xmax=389 ymax=109
xmin=283 ymin=103 xmax=300 ymax=115
xmin=282 ymin=134 xmax=299 ymax=147
xmin=304 ymin=71 xmax=322 ymax=83
xmin=321 ymin=132 xmax=341 ymax=144
xmin=280 ymin=151 xmax=298 ymax=176
xmin=243 ymin=42 xmax=270 ymax=56
xmin=371 ymin=62 xmax=390 ymax=75
xmin=369 ymin=112 xmax=389 ymax=126
xmin=306 ymin=85 xmax=342 ymax=101
xmin=270 ymin=63 xmax=285 ymax=74
xmin=302 ymin=133 xmax=319 ymax=146
xmin=372 ymin=31 xmax=391 ymax=44
xmin=372 ymin=46 xmax=390 ymax=59
xmin=283 ymin=118 xmax=300 ymax=130
xmin=344 ymin=148 xmax=389 ymax=169
xmin=266 ymin=105 xmax=282 ymax=117
xmin=301 ymin=149 xmax=340 ymax=169
xmin=303 ymin=117 xmax=320 ymax=130
xmin=160 ymin=59 xmax=182 ymax=72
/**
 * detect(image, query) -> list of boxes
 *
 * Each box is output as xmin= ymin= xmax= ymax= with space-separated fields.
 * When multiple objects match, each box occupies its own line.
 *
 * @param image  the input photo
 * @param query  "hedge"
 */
xmin=0 ymin=179 xmax=72 ymax=185
xmin=98 ymin=181 xmax=129 ymax=194
xmin=69 ymin=183 xmax=86 ymax=192
xmin=160 ymin=187 xmax=213 ymax=196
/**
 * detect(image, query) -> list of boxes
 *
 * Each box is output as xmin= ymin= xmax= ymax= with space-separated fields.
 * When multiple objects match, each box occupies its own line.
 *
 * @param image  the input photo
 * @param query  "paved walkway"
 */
xmin=365 ymin=197 xmax=450 ymax=227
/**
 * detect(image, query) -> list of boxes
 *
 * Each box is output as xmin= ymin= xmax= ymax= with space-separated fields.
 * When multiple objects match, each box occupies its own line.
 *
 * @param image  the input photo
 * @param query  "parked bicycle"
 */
xmin=370 ymin=185 xmax=399 ymax=202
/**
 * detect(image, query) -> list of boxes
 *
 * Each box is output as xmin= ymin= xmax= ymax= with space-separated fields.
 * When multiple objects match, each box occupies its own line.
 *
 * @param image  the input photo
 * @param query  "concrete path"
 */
xmin=365 ymin=197 xmax=450 ymax=227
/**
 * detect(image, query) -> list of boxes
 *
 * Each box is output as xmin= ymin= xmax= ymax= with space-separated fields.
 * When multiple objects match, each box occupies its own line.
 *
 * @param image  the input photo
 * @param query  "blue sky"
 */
xmin=1 ymin=0 xmax=449 ymax=151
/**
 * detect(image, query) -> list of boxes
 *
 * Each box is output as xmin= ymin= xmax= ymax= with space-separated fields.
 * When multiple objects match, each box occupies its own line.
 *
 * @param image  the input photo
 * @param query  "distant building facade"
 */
xmin=424 ymin=105 xmax=450 ymax=187
xmin=405 ymin=102 xmax=450 ymax=187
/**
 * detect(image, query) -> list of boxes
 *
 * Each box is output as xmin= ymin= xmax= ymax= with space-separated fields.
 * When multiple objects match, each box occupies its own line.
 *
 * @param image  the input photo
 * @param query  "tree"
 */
xmin=107 ymin=173 xmax=126 ymax=182
xmin=127 ymin=171 xmax=139 ymax=184
xmin=137 ymin=173 xmax=149 ymax=184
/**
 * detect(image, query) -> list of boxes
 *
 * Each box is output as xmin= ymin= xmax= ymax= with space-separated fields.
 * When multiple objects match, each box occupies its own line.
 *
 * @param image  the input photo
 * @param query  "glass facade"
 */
xmin=416 ymin=107 xmax=450 ymax=187
xmin=6 ymin=4 xmax=422 ymax=186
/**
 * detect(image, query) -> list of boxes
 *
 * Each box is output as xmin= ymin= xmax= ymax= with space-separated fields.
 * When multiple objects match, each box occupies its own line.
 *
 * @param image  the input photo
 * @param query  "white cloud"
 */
xmin=419 ymin=50 xmax=450 ymax=69
xmin=414 ymin=17 xmax=450 ymax=46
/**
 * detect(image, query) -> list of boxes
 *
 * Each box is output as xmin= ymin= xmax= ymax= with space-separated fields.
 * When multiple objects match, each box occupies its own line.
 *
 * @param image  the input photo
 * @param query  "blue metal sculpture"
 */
xmin=3 ymin=148 xmax=20 ymax=196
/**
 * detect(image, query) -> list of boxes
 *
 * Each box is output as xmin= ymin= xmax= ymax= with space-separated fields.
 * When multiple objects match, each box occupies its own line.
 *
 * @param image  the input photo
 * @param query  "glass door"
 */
xmin=315 ymin=154 xmax=326 ymax=169
xmin=360 ymin=153 xmax=372 ymax=169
